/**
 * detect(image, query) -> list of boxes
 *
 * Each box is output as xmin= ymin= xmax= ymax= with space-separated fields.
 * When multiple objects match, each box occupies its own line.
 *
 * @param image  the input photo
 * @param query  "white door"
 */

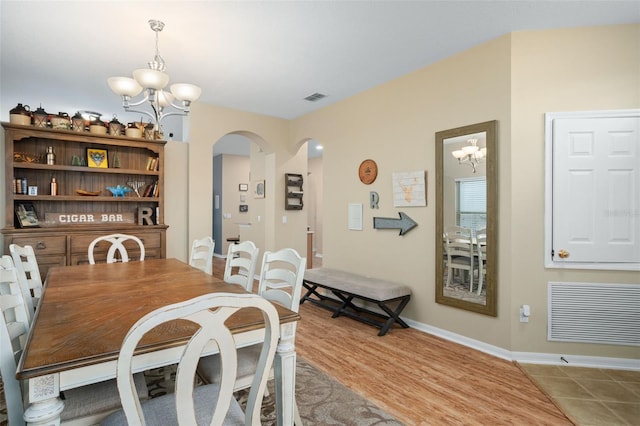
xmin=552 ymin=113 xmax=640 ymax=264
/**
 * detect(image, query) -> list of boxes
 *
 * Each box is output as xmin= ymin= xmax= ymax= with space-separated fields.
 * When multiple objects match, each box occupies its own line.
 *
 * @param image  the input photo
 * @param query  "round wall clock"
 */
xmin=358 ymin=159 xmax=378 ymax=185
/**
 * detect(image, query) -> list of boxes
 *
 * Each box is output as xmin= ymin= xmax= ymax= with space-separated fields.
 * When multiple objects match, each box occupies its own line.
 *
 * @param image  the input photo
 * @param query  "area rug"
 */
xmin=1 ymin=358 xmax=401 ymax=425
xmin=147 ymin=357 xmax=404 ymax=425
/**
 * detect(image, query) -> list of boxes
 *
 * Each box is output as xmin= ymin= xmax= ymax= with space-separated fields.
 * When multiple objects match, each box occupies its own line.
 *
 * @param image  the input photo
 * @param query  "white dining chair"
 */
xmin=87 ymin=233 xmax=146 ymax=264
xmin=189 ymin=236 xmax=215 ymax=274
xmin=0 ymin=257 xmax=149 ymax=425
xmin=198 ymin=247 xmax=306 ymax=425
xmin=0 ymin=255 xmax=36 ymax=327
xmin=9 ymin=244 xmax=44 ymax=323
xmin=444 ymin=226 xmax=477 ymax=292
xmin=476 ymin=227 xmax=487 ymax=295
xmin=102 ymin=293 xmax=279 ymax=426
xmin=223 ymin=240 xmax=260 ymax=292
xmin=0 ymin=254 xmax=32 ymax=425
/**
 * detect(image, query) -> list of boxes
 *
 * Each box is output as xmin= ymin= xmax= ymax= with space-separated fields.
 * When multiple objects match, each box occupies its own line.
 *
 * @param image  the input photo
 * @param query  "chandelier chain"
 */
xmin=149 ymin=20 xmax=166 ymax=72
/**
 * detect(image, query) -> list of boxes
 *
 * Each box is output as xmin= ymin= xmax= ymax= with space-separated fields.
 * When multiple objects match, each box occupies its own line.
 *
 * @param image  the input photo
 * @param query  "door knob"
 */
xmin=558 ymin=249 xmax=570 ymax=259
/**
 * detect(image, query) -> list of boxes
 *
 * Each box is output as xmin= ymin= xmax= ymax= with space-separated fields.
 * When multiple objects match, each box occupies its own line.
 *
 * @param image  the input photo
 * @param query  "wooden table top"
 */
xmin=17 ymin=258 xmax=300 ymax=380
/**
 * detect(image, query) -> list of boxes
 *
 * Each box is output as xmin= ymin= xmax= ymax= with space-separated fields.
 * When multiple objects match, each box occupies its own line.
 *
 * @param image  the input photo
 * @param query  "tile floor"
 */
xmin=519 ymin=363 xmax=640 ymax=426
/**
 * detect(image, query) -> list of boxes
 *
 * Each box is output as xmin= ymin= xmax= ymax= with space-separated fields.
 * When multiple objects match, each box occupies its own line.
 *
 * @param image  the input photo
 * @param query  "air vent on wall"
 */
xmin=304 ymin=92 xmax=328 ymax=102
xmin=548 ymin=282 xmax=640 ymax=346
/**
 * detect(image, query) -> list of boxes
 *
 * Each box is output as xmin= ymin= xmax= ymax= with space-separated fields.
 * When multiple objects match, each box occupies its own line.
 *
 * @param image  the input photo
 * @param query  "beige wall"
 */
xmin=509 ymin=24 xmax=639 ymax=358
xmin=164 ymin=140 xmax=189 ymax=261
xmin=175 ymin=24 xmax=639 ymax=359
xmin=290 ymin=33 xmax=513 ymax=348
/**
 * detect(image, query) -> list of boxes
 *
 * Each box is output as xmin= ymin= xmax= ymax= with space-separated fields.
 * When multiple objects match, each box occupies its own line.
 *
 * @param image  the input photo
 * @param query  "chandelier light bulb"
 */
xmin=108 ymin=77 xmax=143 ymax=97
xmin=170 ymin=83 xmax=202 ymax=102
xmin=462 ymin=145 xmax=478 ymax=155
xmin=157 ymin=90 xmax=175 ymax=107
xmin=451 ymin=150 xmax=466 ymax=159
xmin=132 ymin=69 xmax=170 ymax=90
xmin=451 ymin=138 xmax=487 ymax=173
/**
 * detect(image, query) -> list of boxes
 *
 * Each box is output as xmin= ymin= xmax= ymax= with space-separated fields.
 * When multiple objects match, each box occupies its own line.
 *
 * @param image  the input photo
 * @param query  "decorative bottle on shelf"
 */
xmin=50 ymin=177 xmax=58 ymax=196
xmin=112 ymin=151 xmax=121 ymax=168
xmin=46 ymin=146 xmax=56 ymax=165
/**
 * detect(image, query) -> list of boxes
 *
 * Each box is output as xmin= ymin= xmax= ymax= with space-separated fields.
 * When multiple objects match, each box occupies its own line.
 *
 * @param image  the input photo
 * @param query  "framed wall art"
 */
xmin=253 ymin=180 xmax=265 ymax=199
xmin=392 ymin=171 xmax=426 ymax=207
xmin=86 ymin=148 xmax=109 ymax=168
xmin=15 ymin=202 xmax=39 ymax=228
xmin=239 ymin=183 xmax=248 ymax=191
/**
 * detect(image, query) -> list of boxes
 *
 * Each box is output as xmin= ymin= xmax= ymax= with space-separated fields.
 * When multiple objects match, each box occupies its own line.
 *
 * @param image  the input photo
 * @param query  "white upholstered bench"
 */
xmin=300 ymin=268 xmax=411 ymax=336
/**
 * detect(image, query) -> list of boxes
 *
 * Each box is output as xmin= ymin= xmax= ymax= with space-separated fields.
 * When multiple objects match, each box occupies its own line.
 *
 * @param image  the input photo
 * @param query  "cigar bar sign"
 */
xmin=45 ymin=212 xmax=135 ymax=225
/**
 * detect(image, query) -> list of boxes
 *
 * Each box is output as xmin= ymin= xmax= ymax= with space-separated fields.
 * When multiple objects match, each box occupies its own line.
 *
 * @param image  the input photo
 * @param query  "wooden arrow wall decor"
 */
xmin=373 ymin=212 xmax=417 ymax=236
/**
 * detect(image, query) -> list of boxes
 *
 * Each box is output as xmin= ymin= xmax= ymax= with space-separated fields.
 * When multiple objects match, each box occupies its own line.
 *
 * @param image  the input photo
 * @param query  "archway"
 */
xmin=211 ymin=131 xmax=270 ymax=257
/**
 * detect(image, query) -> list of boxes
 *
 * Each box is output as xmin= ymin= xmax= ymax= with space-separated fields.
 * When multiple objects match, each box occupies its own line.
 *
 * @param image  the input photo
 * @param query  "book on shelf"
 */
xmin=143 ymin=180 xmax=157 ymax=197
xmin=145 ymin=157 xmax=160 ymax=171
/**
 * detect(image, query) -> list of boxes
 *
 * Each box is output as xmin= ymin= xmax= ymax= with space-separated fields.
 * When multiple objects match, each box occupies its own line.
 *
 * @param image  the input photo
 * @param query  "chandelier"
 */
xmin=107 ymin=19 xmax=201 ymax=132
xmin=451 ymin=138 xmax=487 ymax=173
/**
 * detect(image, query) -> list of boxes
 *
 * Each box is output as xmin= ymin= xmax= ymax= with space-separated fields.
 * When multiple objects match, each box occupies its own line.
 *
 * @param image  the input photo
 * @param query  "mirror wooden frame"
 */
xmin=435 ymin=120 xmax=498 ymax=316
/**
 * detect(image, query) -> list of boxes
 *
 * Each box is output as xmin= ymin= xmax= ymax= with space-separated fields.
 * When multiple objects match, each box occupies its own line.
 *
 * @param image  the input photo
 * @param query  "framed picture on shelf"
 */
xmin=253 ymin=180 xmax=265 ymax=199
xmin=15 ymin=202 xmax=39 ymax=228
xmin=239 ymin=183 xmax=248 ymax=192
xmin=86 ymin=148 xmax=109 ymax=168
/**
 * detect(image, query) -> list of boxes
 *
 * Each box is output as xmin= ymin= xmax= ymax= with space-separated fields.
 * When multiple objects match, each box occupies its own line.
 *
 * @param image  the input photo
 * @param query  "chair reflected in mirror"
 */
xmin=476 ymin=227 xmax=487 ymax=296
xmin=444 ymin=226 xmax=478 ymax=292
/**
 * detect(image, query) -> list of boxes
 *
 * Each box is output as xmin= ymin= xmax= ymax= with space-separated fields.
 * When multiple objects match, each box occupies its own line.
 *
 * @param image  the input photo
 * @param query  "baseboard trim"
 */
xmin=405 ymin=319 xmax=512 ymax=361
xmin=404 ymin=318 xmax=640 ymax=371
xmin=511 ymin=352 xmax=640 ymax=370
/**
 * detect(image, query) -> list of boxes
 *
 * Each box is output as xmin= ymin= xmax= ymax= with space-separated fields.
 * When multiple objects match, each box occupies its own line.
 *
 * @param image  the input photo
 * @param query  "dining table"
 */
xmin=16 ymin=258 xmax=301 ymax=425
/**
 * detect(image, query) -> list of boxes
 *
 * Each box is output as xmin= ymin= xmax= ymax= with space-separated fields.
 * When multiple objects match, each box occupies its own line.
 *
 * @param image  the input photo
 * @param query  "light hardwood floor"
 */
xmin=212 ymin=257 xmax=571 ymax=425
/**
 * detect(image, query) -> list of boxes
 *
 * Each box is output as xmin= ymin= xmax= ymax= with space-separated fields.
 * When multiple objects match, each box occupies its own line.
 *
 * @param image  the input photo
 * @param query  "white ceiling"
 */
xmin=1 ymin=1 xmax=639 ymax=134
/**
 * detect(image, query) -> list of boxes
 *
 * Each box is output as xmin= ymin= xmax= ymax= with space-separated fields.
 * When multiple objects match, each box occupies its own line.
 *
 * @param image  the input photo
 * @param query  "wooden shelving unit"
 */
xmin=2 ymin=122 xmax=167 ymax=276
xmin=285 ymin=173 xmax=304 ymax=210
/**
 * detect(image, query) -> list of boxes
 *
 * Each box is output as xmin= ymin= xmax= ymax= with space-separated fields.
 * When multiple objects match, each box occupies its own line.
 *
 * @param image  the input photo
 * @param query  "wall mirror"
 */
xmin=435 ymin=120 xmax=497 ymax=316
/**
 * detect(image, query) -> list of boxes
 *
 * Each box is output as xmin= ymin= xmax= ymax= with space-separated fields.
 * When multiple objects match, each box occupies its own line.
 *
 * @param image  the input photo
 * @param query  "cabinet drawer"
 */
xmin=136 ymin=232 xmax=162 ymax=249
xmin=70 ymin=232 xmax=161 ymax=254
xmin=10 ymin=235 xmax=67 ymax=255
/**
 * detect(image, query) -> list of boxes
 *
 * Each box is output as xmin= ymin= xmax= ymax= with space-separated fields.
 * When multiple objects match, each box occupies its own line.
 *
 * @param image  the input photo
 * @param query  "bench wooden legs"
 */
xmin=300 ymin=281 xmax=411 ymax=336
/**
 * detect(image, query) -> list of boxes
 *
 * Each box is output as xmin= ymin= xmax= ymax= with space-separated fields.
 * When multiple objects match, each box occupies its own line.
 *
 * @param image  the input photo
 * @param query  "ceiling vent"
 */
xmin=304 ymin=92 xmax=328 ymax=102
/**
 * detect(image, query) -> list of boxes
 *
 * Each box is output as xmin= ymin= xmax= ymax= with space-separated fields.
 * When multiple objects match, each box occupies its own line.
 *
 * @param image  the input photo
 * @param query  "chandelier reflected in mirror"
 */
xmin=451 ymin=138 xmax=487 ymax=173
xmin=107 ymin=19 xmax=201 ymax=133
